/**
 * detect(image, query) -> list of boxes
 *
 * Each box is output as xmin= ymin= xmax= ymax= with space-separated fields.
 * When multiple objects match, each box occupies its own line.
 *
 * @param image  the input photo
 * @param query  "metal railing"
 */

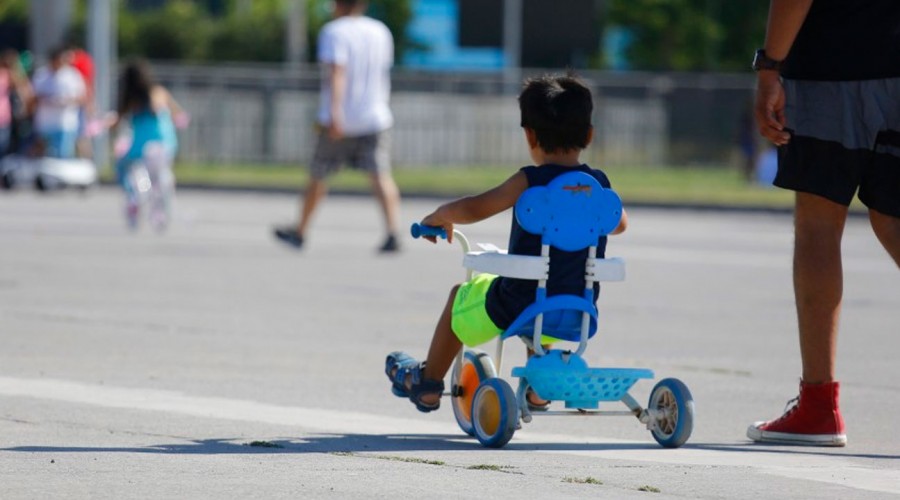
xmin=148 ymin=62 xmax=756 ymax=168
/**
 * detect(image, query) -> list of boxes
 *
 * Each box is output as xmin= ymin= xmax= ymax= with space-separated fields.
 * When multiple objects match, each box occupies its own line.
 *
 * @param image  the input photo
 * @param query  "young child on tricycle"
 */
xmin=385 ymin=73 xmax=627 ymax=413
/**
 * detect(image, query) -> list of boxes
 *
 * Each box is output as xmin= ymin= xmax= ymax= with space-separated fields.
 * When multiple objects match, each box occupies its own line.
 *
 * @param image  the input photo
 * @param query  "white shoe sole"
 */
xmin=747 ymin=421 xmax=847 ymax=447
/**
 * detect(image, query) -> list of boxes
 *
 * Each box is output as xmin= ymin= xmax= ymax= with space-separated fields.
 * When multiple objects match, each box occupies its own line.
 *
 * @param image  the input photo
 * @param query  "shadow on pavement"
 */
xmin=4 ymin=435 xmax=899 ymax=460
xmin=1 ymin=433 xmax=660 ymax=455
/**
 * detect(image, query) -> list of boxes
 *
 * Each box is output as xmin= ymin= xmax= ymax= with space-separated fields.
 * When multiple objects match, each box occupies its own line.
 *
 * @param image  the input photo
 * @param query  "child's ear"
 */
xmin=586 ymin=126 xmax=595 ymax=146
xmin=524 ymin=128 xmax=539 ymax=149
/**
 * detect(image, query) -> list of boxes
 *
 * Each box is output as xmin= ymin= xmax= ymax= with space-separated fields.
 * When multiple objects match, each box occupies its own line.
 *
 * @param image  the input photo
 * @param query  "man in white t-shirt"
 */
xmin=31 ymin=47 xmax=86 ymax=159
xmin=275 ymin=0 xmax=402 ymax=252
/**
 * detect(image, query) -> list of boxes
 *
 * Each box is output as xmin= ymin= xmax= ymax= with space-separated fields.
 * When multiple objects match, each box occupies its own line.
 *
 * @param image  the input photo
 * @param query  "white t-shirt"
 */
xmin=317 ymin=15 xmax=394 ymax=136
xmin=32 ymin=65 xmax=85 ymax=133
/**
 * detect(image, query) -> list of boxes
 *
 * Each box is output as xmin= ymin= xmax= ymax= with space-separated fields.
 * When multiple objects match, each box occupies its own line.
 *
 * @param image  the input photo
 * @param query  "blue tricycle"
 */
xmin=410 ymin=171 xmax=694 ymax=448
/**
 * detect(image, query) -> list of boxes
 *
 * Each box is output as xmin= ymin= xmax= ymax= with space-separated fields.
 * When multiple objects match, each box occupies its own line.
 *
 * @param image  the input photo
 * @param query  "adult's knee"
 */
xmin=794 ymin=193 xmax=847 ymax=243
xmin=869 ymin=209 xmax=900 ymax=235
xmin=869 ymin=209 xmax=900 ymax=257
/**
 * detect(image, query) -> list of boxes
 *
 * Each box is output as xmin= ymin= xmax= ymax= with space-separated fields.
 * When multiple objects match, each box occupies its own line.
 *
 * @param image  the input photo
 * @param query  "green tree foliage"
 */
xmin=206 ymin=3 xmax=286 ymax=62
xmin=607 ymin=0 xmax=767 ymax=71
xmin=120 ymin=1 xmax=212 ymax=61
xmin=5 ymin=0 xmax=764 ymax=71
xmin=0 ymin=0 xmax=28 ymax=21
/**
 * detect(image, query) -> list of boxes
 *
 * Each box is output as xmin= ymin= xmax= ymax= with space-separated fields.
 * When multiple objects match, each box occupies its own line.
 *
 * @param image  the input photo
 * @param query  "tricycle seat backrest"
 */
xmin=515 ymin=171 xmax=622 ymax=251
xmin=500 ymin=171 xmax=623 ymax=343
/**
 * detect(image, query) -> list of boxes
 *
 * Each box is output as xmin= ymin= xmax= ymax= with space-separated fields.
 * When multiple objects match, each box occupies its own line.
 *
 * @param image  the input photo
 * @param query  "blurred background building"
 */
xmin=1 ymin=0 xmax=767 ymax=170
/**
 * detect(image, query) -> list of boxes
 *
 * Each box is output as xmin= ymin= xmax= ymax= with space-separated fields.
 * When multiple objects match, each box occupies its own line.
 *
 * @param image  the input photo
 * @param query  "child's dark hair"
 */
xmin=118 ymin=59 xmax=155 ymax=115
xmin=518 ymin=73 xmax=593 ymax=153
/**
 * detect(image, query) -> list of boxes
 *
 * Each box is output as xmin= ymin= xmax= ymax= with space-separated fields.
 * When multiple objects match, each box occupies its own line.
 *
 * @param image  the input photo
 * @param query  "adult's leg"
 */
xmin=869 ymin=209 xmax=900 ymax=267
xmin=793 ymin=192 xmax=848 ymax=384
xmin=368 ymin=170 xmax=401 ymax=237
xmin=362 ymin=132 xmax=400 ymax=238
xmin=296 ymin=177 xmax=328 ymax=236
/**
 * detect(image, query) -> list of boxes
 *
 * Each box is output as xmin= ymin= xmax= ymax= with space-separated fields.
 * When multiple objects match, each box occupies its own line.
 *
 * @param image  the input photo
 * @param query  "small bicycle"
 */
xmin=410 ymin=171 xmax=694 ymax=448
xmin=91 ymin=111 xmax=186 ymax=231
xmin=121 ymin=140 xmax=175 ymax=231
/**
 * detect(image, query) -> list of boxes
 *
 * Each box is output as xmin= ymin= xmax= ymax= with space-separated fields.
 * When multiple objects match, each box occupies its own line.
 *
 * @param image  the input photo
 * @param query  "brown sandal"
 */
xmin=526 ymin=387 xmax=550 ymax=412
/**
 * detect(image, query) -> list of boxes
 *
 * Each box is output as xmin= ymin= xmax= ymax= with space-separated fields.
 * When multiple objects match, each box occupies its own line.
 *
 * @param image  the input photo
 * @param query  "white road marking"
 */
xmin=623 ymin=245 xmax=890 ymax=273
xmin=1 ymin=376 xmax=897 ymax=494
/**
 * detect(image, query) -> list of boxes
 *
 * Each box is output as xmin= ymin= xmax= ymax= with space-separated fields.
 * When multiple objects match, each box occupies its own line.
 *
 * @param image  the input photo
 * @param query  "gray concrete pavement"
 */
xmin=1 ymin=187 xmax=898 ymax=499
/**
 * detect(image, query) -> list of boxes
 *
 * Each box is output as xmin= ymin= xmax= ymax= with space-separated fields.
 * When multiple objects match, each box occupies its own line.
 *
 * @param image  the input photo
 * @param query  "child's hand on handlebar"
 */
xmin=420 ymin=213 xmax=454 ymax=244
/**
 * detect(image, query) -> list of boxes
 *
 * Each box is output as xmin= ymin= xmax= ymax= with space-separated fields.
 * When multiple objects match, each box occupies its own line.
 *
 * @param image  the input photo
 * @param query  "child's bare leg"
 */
xmin=418 ymin=285 xmax=462 ymax=404
xmin=391 ymin=285 xmax=461 ymax=405
xmin=424 ymin=285 xmax=462 ymax=379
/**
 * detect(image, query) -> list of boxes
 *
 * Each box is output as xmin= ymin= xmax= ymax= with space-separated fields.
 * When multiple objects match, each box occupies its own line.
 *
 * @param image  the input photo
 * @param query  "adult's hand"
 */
xmin=327 ymin=120 xmax=344 ymax=141
xmin=755 ymin=71 xmax=790 ymax=146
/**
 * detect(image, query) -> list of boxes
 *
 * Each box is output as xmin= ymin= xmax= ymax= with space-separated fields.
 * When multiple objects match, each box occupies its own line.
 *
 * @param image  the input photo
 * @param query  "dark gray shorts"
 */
xmin=309 ymin=129 xmax=391 ymax=180
xmin=778 ymin=78 xmax=900 ymax=217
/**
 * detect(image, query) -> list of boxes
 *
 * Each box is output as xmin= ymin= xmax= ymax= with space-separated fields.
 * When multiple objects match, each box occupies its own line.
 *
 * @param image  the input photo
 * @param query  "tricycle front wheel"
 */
xmin=451 ymin=349 xmax=495 ymax=436
xmin=472 ymin=378 xmax=518 ymax=448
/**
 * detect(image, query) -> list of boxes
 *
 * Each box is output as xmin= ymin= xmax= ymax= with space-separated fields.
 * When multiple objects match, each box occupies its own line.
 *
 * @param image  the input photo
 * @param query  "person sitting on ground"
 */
xmin=384 ymin=73 xmax=628 ymax=412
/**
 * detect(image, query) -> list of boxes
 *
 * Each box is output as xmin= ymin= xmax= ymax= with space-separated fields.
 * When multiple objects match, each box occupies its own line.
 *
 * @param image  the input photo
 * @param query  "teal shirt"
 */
xmin=125 ymin=107 xmax=177 ymax=160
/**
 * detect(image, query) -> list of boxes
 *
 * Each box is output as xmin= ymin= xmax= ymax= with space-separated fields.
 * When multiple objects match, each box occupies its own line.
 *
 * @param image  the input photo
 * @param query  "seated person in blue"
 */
xmin=386 ymin=73 xmax=628 ymax=412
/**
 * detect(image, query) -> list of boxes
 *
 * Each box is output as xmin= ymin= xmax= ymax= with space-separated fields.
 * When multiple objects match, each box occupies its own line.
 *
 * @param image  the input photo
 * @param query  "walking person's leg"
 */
xmin=274 ymin=131 xmax=338 ymax=249
xmin=748 ymin=192 xmax=848 ymax=446
xmin=361 ymin=131 xmax=401 ymax=252
xmin=297 ymin=177 xmax=328 ymax=238
xmin=869 ymin=209 xmax=900 ymax=266
xmin=369 ymin=170 xmax=401 ymax=250
xmin=794 ymin=193 xmax=847 ymax=384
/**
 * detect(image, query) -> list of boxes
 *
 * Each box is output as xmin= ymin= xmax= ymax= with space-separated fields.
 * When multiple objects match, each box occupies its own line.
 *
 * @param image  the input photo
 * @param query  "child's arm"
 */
xmin=611 ymin=208 xmax=628 ymax=235
xmin=419 ymin=171 xmax=528 ymax=243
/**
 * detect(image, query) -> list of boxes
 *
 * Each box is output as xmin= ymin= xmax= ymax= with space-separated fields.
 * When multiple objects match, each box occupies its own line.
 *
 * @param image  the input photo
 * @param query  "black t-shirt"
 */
xmin=484 ymin=164 xmax=612 ymax=330
xmin=782 ymin=0 xmax=900 ymax=81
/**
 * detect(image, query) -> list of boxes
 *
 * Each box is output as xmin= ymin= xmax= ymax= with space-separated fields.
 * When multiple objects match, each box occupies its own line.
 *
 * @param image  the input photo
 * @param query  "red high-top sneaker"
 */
xmin=747 ymin=381 xmax=846 ymax=446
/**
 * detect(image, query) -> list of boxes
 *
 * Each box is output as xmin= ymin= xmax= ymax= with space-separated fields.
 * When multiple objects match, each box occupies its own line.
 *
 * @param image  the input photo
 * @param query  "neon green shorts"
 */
xmin=451 ymin=274 xmax=563 ymax=347
xmin=451 ymin=273 xmax=503 ymax=347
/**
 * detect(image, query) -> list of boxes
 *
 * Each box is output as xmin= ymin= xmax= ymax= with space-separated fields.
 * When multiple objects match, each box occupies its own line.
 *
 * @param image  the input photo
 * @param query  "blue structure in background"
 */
xmin=403 ymin=0 xmax=505 ymax=71
xmin=603 ymin=27 xmax=633 ymax=71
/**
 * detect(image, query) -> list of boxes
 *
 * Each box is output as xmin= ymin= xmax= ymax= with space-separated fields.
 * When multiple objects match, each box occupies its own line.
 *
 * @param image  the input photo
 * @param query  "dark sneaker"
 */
xmin=747 ymin=381 xmax=846 ymax=446
xmin=378 ymin=234 xmax=400 ymax=253
xmin=273 ymin=226 xmax=304 ymax=249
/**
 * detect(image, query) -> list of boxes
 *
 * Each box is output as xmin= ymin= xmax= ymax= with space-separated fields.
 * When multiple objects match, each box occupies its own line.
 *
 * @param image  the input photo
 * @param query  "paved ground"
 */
xmin=0 ymin=187 xmax=898 ymax=499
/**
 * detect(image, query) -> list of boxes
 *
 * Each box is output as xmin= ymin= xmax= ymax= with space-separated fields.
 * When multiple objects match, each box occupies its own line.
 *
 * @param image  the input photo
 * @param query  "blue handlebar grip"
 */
xmin=410 ymin=223 xmax=447 ymax=239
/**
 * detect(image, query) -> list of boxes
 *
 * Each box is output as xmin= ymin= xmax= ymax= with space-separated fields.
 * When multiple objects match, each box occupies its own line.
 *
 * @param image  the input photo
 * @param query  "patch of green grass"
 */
xmin=466 ymin=464 xmax=518 ymax=473
xmin=563 ymin=476 xmax=604 ymax=485
xmin=638 ymin=485 xmax=661 ymax=493
xmin=106 ymin=161 xmax=876 ymax=211
xmin=244 ymin=440 xmax=284 ymax=448
xmin=373 ymin=455 xmax=445 ymax=466
xmin=134 ymin=162 xmax=802 ymax=208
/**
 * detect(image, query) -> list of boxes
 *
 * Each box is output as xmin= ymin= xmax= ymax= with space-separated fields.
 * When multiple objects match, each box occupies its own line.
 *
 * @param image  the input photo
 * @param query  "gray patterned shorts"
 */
xmin=778 ymin=78 xmax=900 ymax=216
xmin=309 ymin=129 xmax=391 ymax=180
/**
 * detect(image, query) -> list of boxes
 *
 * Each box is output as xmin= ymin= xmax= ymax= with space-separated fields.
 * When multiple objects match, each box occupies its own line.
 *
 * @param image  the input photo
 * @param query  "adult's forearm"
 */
xmin=764 ymin=0 xmax=814 ymax=60
xmin=329 ymin=64 xmax=346 ymax=122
